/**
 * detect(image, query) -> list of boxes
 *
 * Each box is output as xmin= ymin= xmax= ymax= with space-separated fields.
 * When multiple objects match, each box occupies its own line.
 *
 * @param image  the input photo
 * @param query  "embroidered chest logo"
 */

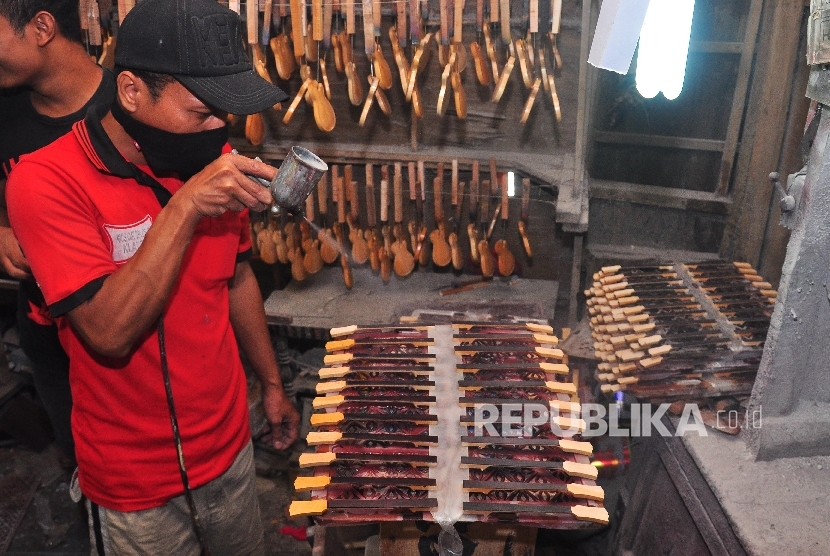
xmin=103 ymin=215 xmax=152 ymax=263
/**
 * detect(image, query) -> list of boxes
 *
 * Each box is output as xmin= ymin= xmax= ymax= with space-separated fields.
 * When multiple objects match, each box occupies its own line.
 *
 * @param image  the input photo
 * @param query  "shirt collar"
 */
xmin=72 ymin=103 xmax=137 ymax=180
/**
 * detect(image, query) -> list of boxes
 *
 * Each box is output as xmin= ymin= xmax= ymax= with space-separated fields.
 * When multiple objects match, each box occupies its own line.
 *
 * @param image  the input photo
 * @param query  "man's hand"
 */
xmin=260 ymin=384 xmax=300 ymax=451
xmin=178 ymin=152 xmax=277 ymax=219
xmin=0 ymin=227 xmax=31 ymax=279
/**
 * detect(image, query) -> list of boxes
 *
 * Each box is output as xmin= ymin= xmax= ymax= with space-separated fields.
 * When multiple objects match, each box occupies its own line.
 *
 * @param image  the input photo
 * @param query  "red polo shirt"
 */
xmin=7 ymin=106 xmax=253 ymax=511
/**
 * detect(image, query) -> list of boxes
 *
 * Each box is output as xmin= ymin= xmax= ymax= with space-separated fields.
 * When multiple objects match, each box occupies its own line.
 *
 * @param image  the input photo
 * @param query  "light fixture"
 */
xmin=635 ymin=0 xmax=696 ymax=100
xmin=508 ymin=172 xmax=516 ymax=197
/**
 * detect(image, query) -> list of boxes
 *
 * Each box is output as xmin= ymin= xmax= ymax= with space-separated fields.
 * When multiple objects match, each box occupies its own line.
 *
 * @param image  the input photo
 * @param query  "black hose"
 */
xmin=158 ymin=317 xmax=212 ymax=556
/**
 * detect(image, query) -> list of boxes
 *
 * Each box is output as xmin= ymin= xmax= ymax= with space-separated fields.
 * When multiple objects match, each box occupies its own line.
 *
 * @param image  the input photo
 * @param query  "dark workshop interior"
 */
xmin=1 ymin=0 xmax=829 ymax=554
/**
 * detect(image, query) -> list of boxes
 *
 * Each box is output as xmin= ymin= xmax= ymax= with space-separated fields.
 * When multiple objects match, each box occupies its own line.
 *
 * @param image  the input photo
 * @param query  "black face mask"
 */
xmin=110 ymin=100 xmax=228 ymax=181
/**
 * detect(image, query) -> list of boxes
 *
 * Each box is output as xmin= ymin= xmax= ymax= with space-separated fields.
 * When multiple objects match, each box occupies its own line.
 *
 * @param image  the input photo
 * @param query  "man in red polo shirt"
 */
xmin=6 ymin=0 xmax=298 ymax=553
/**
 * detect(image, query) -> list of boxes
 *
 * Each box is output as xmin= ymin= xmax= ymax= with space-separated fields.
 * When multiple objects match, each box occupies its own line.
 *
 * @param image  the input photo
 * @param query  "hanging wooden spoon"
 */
xmin=359 ymin=75 xmax=379 ymax=126
xmin=451 ymin=69 xmax=467 ymax=119
xmin=467 ymin=223 xmax=480 ymax=263
xmin=392 ymin=230 xmax=415 ymax=276
xmin=373 ymin=76 xmax=392 ymax=115
xmin=303 ymin=240 xmax=323 ymax=273
xmin=367 ymin=229 xmax=380 ymax=272
xmin=271 ymin=35 xmax=296 ymax=80
xmin=272 ymin=224 xmax=290 ymax=264
xmin=430 ymin=221 xmax=452 ymax=267
xmin=448 ymin=231 xmax=463 ymax=270
xmin=390 ymin=26 xmax=411 ymax=92
xmin=332 ymin=33 xmax=345 ymax=73
xmin=290 ymin=246 xmax=308 ymax=281
xmin=319 ymin=228 xmax=339 ymax=263
xmin=346 ymin=61 xmax=363 ymax=106
xmin=373 ymin=49 xmax=394 ymax=90
xmin=349 ymin=217 xmax=369 ymax=264
xmin=437 ymin=52 xmax=456 ymax=117
xmin=245 ymin=112 xmax=265 ymax=145
xmin=520 ymin=77 xmax=542 ymax=125
xmin=310 ymin=81 xmax=337 ymax=131
xmin=470 ymin=0 xmax=491 ymax=86
xmin=470 ymin=42 xmax=491 ymax=86
xmin=282 ymin=79 xmax=310 ymax=124
xmin=411 ymin=84 xmax=423 ymax=118
xmin=494 ymin=239 xmax=515 ymax=276
xmin=257 ymin=227 xmax=278 ymax=264
xmin=519 ymin=177 xmax=532 ymax=257
xmin=478 ymin=238 xmax=495 ymax=277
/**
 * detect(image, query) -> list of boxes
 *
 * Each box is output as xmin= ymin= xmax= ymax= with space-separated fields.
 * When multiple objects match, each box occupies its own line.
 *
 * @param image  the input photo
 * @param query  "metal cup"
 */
xmin=269 ymin=146 xmax=328 ymax=214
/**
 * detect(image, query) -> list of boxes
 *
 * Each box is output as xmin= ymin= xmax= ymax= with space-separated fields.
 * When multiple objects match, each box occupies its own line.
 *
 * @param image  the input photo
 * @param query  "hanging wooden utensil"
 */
xmin=478 ymin=238 xmax=495 ymax=277
xmin=374 ymin=49 xmax=394 ymax=90
xmin=394 ymin=162 xmax=405 ymax=234
xmin=365 ymin=163 xmax=377 ymax=230
xmin=305 ymin=181 xmax=316 ymax=224
xmin=341 ymin=249 xmax=354 ymax=289
xmin=332 ymin=33 xmax=344 ymax=73
xmin=317 ymin=170 xmax=329 ymax=228
xmin=499 ymin=0 xmax=510 ymax=43
xmin=313 ymin=0 xmax=323 ymax=41
xmin=516 ymin=39 xmax=533 ymax=89
xmin=439 ymin=0 xmax=450 ymax=66
xmin=479 ymin=178 xmax=490 ymax=239
xmin=372 ymin=76 xmax=392 ymax=115
xmin=519 ymin=177 xmax=532 ymax=257
xmin=392 ymin=165 xmax=414 ymax=276
xmin=491 ymin=53 xmax=515 ymax=103
xmin=452 ymin=0 xmax=466 ymax=72
xmin=489 ymin=158 xmax=499 ymax=195
xmin=258 ymin=226 xmax=279 ymax=264
xmin=359 ymin=76 xmax=379 ymax=126
xmin=411 ymin=83 xmax=423 ymax=117
xmin=550 ymin=0 xmax=563 ymax=69
xmin=405 ymin=32 xmax=432 ymax=101
xmin=245 ymin=112 xmax=265 ymax=145
xmin=548 ymin=72 xmax=561 ymax=122
xmin=451 ymin=69 xmax=467 ymax=119
xmin=379 ymin=165 xmax=390 ymax=228
xmin=305 ymin=26 xmax=318 ymax=62
xmin=520 ymin=77 xmax=541 ymax=124
xmin=483 ymin=24 xmax=500 ymax=87
xmin=468 ymin=161 xmax=480 ymax=262
xmin=431 ymin=220 xmax=452 ymax=267
xmin=282 ymin=78 xmax=310 ymax=124
xmin=470 ymin=0 xmax=491 ymax=85
xmin=311 ymin=81 xmax=337 ymax=131
xmin=494 ymin=239 xmax=515 ymax=276
xmin=437 ymin=51 xmax=457 ymax=117
xmin=290 ymin=0 xmax=305 ymax=61
xmin=301 ymin=220 xmax=324 ymax=274
xmin=392 ymin=229 xmax=415 ymax=276
xmin=346 ymin=60 xmax=363 ymax=105
xmin=390 ymin=26 xmax=411 ymax=92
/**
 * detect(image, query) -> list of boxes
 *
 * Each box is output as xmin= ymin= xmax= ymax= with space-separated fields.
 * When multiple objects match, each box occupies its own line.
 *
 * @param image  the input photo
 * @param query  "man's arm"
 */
xmin=0 ymin=179 xmax=31 ymax=280
xmin=228 ymin=260 xmax=299 ymax=450
xmin=62 ymin=154 xmax=276 ymax=358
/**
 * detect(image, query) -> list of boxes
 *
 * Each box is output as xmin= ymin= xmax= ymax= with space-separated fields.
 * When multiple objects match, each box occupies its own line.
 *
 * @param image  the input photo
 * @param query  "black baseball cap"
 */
xmin=114 ymin=0 xmax=288 ymax=114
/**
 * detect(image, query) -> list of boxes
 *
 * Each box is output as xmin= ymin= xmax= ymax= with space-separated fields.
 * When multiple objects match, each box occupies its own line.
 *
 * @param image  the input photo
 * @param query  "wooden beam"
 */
xmin=593 ymin=131 xmax=726 ymax=153
xmin=689 ymin=41 xmax=744 ymax=55
xmin=720 ymin=1 xmax=808 ymax=266
xmin=757 ymin=16 xmax=811 ymax=288
xmin=591 ymin=179 xmax=732 ymax=214
xmin=715 ymin=0 xmax=764 ymax=195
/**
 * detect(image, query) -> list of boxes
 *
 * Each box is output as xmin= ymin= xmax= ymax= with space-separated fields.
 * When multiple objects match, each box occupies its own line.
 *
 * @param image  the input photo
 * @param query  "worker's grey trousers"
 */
xmin=85 ymin=440 xmax=265 ymax=556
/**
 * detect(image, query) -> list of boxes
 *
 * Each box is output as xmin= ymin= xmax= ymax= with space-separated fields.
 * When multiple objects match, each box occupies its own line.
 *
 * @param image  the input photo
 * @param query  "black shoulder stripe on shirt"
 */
xmin=49 ymin=275 xmax=109 ymax=317
xmin=236 ymin=247 xmax=252 ymax=263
